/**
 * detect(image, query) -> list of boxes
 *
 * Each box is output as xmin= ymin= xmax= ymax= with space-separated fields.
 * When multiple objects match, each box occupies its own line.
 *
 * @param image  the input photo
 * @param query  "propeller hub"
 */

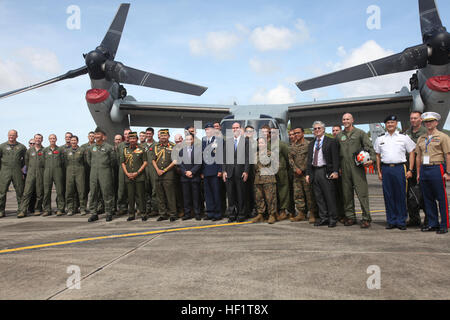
xmin=85 ymin=49 xmax=108 ymax=80
xmin=426 ymin=31 xmax=450 ymax=65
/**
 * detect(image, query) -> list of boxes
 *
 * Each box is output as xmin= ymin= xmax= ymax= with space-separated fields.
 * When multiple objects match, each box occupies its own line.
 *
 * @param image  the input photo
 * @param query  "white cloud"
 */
xmin=17 ymin=47 xmax=62 ymax=74
xmin=251 ymin=85 xmax=296 ymax=104
xmin=332 ymin=40 xmax=412 ymax=97
xmin=250 ymin=18 xmax=309 ymax=51
xmin=249 ymin=58 xmax=279 ymax=75
xmin=189 ymin=31 xmax=241 ymax=59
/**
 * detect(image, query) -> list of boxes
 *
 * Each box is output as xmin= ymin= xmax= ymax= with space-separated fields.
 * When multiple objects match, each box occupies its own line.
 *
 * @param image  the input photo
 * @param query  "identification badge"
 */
xmin=423 ymin=155 xmax=430 ymax=165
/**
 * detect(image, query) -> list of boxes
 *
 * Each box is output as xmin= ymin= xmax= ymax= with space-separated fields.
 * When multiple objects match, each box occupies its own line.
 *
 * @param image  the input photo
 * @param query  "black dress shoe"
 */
xmin=314 ymin=220 xmax=328 ymax=227
xmin=182 ymin=215 xmax=192 ymax=221
xmin=169 ymin=217 xmax=178 ymax=222
xmin=127 ymin=216 xmax=135 ymax=222
xmin=141 ymin=216 xmax=148 ymax=222
xmin=385 ymin=224 xmax=396 ymax=229
xmin=397 ymin=225 xmax=407 ymax=231
xmin=237 ymin=217 xmax=247 ymax=222
xmin=203 ymin=216 xmax=212 ymax=221
xmin=157 ymin=216 xmax=168 ymax=222
xmin=228 ymin=217 xmax=236 ymax=223
xmin=106 ymin=215 xmax=113 ymax=222
xmin=212 ymin=217 xmax=221 ymax=221
xmin=421 ymin=226 xmax=440 ymax=232
xmin=195 ymin=216 xmax=201 ymax=221
xmin=437 ymin=228 xmax=448 ymax=234
xmin=328 ymin=222 xmax=337 ymax=228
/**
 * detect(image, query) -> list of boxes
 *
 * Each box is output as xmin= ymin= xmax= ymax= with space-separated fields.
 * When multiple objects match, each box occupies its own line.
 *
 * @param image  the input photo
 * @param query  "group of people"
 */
xmin=0 ymin=111 xmax=448 ymax=234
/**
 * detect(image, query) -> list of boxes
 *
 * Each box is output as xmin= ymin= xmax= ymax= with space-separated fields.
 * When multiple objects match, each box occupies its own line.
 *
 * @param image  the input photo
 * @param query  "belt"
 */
xmin=381 ymin=163 xmax=405 ymax=167
xmin=422 ymin=162 xmax=444 ymax=167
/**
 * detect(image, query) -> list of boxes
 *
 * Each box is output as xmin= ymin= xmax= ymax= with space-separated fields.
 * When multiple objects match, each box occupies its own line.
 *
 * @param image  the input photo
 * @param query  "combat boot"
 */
xmin=67 ymin=211 xmax=74 ymax=216
xmin=268 ymin=214 xmax=277 ymax=224
xmin=277 ymin=210 xmax=288 ymax=221
xmin=106 ymin=214 xmax=113 ymax=222
xmin=290 ymin=212 xmax=306 ymax=222
xmin=80 ymin=210 xmax=88 ymax=216
xmin=42 ymin=211 xmax=52 ymax=217
xmin=34 ymin=211 xmax=42 ymax=216
xmin=251 ymin=214 xmax=264 ymax=223
xmin=88 ymin=214 xmax=98 ymax=222
xmin=56 ymin=211 xmax=65 ymax=217
xmin=17 ymin=212 xmax=26 ymax=219
xmin=308 ymin=212 xmax=316 ymax=224
xmin=127 ymin=215 xmax=135 ymax=222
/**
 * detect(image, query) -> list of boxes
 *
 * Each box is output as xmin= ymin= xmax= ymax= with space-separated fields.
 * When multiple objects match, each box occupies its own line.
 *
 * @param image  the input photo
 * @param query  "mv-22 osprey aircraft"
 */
xmin=0 ymin=0 xmax=448 ymax=143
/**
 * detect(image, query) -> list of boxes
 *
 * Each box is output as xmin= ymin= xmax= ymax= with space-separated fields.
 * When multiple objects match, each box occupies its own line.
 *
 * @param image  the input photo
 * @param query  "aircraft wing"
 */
xmin=288 ymin=87 xmax=413 ymax=129
xmin=119 ymin=101 xmax=232 ymax=128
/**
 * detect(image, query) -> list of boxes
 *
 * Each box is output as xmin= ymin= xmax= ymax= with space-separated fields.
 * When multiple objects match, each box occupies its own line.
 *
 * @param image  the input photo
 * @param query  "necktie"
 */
xmin=234 ymin=138 xmax=238 ymax=151
xmin=313 ymin=137 xmax=321 ymax=167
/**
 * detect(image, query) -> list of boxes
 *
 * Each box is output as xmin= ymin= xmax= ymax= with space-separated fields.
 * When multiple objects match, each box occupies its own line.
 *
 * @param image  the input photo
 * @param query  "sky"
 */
xmin=0 ymin=0 xmax=449 ymax=145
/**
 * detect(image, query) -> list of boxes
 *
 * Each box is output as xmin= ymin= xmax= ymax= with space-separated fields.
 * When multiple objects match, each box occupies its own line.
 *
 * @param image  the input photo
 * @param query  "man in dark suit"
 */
xmin=306 ymin=121 xmax=340 ymax=228
xmin=178 ymin=133 xmax=203 ymax=220
xmin=202 ymin=123 xmax=224 ymax=221
xmin=222 ymin=122 xmax=250 ymax=222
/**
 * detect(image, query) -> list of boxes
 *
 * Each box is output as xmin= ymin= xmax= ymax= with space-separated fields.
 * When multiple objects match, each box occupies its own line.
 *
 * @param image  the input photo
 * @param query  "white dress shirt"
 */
xmin=312 ymin=136 xmax=326 ymax=167
xmin=374 ymin=131 xmax=416 ymax=164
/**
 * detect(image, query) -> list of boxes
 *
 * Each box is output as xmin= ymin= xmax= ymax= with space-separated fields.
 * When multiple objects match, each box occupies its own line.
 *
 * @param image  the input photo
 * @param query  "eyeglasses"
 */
xmin=313 ymin=127 xmax=323 ymax=131
xmin=29 ymin=143 xmax=35 ymax=145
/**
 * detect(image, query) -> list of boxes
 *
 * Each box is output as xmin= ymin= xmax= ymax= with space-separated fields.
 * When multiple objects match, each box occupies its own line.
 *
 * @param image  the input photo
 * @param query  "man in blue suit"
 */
xmin=202 ymin=123 xmax=224 ymax=221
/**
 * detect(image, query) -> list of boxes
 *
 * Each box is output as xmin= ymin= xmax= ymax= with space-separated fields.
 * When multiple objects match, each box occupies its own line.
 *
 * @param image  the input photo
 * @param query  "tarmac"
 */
xmin=0 ymin=174 xmax=449 ymax=300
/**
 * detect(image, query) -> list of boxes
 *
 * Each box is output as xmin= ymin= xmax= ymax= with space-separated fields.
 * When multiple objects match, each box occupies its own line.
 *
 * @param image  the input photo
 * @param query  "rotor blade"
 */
xmin=296 ymin=44 xmax=429 ymax=91
xmin=105 ymin=61 xmax=207 ymax=96
xmin=0 ymin=66 xmax=88 ymax=100
xmin=100 ymin=3 xmax=130 ymax=59
xmin=419 ymin=0 xmax=444 ymax=41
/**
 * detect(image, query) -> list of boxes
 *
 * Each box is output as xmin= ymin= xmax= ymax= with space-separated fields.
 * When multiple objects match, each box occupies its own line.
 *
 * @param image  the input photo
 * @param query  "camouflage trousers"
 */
xmin=254 ymin=183 xmax=277 ymax=217
xmin=293 ymin=175 xmax=317 ymax=217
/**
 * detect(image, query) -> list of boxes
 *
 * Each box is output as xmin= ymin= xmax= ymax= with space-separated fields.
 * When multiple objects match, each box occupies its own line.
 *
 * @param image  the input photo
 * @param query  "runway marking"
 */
xmin=0 ymin=221 xmax=253 ymax=255
xmin=0 ymin=210 xmax=387 ymax=255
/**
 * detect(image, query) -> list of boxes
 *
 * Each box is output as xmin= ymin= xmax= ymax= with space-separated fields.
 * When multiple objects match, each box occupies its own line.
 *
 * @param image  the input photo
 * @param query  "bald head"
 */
xmin=342 ymin=113 xmax=354 ymax=130
xmin=7 ymin=130 xmax=18 ymax=144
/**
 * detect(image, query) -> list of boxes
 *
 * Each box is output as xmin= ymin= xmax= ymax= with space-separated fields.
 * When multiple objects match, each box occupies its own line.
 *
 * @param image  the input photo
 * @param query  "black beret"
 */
xmin=384 ymin=115 xmax=397 ymax=123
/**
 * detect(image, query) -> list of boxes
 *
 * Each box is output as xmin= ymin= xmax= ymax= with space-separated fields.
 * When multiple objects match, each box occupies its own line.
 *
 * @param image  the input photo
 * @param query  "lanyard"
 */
xmin=315 ymin=137 xmax=324 ymax=150
xmin=425 ymin=136 xmax=433 ymax=153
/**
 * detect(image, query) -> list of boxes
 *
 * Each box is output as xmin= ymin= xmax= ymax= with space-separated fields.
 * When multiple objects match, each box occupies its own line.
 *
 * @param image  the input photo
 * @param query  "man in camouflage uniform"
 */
xmin=261 ymin=126 xmax=291 ymax=221
xmin=121 ymin=132 xmax=148 ymax=221
xmin=289 ymin=127 xmax=318 ymax=223
xmin=336 ymin=113 xmax=376 ymax=228
xmin=42 ymin=134 xmax=65 ymax=216
xmin=65 ymin=136 xmax=87 ymax=216
xmin=153 ymin=129 xmax=178 ymax=222
xmin=0 ymin=130 xmax=27 ymax=218
xmin=87 ymin=128 xmax=117 ymax=222
xmin=19 ymin=134 xmax=45 ymax=217
xmin=252 ymin=137 xmax=278 ymax=224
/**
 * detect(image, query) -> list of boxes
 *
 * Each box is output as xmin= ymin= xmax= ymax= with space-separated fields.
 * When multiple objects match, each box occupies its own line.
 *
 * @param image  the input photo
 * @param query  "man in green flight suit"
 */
xmin=153 ymin=129 xmax=178 ymax=222
xmin=65 ymin=136 xmax=87 ymax=216
xmin=121 ymin=132 xmax=148 ymax=221
xmin=0 ymin=130 xmax=27 ymax=218
xmin=336 ymin=113 xmax=376 ymax=228
xmin=87 ymin=127 xmax=117 ymax=222
xmin=42 ymin=134 xmax=65 ymax=216
xmin=19 ymin=133 xmax=45 ymax=217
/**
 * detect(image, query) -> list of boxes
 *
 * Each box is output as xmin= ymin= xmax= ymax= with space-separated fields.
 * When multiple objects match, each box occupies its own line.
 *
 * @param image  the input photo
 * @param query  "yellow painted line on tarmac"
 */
xmin=0 ymin=209 xmax=387 ymax=255
xmin=0 ymin=221 xmax=253 ymax=255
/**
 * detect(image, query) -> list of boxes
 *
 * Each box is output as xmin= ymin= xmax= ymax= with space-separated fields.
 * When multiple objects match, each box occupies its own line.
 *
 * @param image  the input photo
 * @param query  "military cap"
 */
xmin=128 ymin=131 xmax=138 ymax=138
xmin=204 ymin=122 xmax=214 ymax=129
xmin=159 ymin=129 xmax=170 ymax=134
xmin=384 ymin=115 xmax=398 ymax=123
xmin=421 ymin=112 xmax=441 ymax=122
